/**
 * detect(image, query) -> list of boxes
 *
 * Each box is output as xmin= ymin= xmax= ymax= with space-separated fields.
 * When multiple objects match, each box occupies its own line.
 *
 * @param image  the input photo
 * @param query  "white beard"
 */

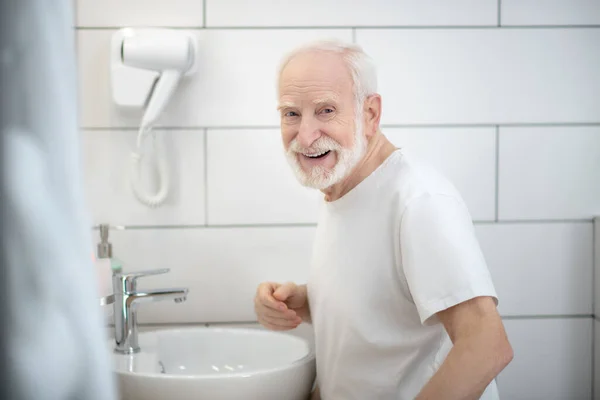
xmin=285 ymin=116 xmax=367 ymax=190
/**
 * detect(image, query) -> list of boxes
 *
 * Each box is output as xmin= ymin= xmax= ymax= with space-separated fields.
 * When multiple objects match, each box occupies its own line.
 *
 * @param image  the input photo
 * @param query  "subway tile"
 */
xmin=476 ymin=223 xmax=593 ymax=316
xmin=356 ymin=29 xmax=600 ymax=125
xmin=206 ymin=0 xmax=497 ymax=27
xmin=107 ymin=227 xmax=315 ymax=323
xmin=77 ymin=29 xmax=352 ymax=129
xmin=206 ymin=129 xmax=322 ymax=225
xmin=502 ymin=0 xmax=600 ymax=26
xmin=103 ymin=222 xmax=592 ymax=324
xmin=498 ymin=126 xmax=600 ymax=220
xmin=81 ymin=129 xmax=205 ymax=226
xmin=76 ymin=0 xmax=204 ymax=27
xmin=386 ymin=127 xmax=496 ymax=221
xmin=499 ymin=318 xmax=592 ymax=400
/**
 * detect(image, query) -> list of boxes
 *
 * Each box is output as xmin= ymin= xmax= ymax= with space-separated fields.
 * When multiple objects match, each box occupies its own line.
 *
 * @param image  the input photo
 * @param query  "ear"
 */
xmin=363 ymin=94 xmax=382 ymax=138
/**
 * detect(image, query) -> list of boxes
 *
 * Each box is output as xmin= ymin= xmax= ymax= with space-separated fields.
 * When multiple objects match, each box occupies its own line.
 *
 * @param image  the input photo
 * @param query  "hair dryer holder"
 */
xmin=109 ymin=27 xmax=198 ymax=115
xmin=109 ymin=28 xmax=198 ymax=208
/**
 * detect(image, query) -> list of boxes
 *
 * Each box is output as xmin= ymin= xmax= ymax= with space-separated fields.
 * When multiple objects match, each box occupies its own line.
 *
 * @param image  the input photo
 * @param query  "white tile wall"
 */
xmin=476 ymin=222 xmax=594 ymax=316
xmin=206 ymin=129 xmax=321 ymax=225
xmin=100 ymin=222 xmax=592 ymax=323
xmin=386 ymin=127 xmax=496 ymax=221
xmin=356 ymin=29 xmax=600 ymax=125
xmin=79 ymin=27 xmax=600 ymax=128
xmin=107 ymin=226 xmax=315 ymax=323
xmin=82 ymin=129 xmax=206 ymax=226
xmin=499 ymin=318 xmax=593 ymax=400
xmin=206 ymin=0 xmax=498 ymax=27
xmin=76 ymin=0 xmax=204 ymax=27
xmin=205 ymin=127 xmax=496 ymax=225
xmin=502 ymin=0 xmax=600 ymax=26
xmin=77 ymin=29 xmax=352 ymax=129
xmin=499 ymin=127 xmax=600 ymax=221
xmin=76 ymin=0 xmax=599 ymax=395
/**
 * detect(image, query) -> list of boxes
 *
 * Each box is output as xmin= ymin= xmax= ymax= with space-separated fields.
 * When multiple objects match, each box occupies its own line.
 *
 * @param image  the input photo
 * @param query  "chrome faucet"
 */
xmin=112 ymin=268 xmax=188 ymax=354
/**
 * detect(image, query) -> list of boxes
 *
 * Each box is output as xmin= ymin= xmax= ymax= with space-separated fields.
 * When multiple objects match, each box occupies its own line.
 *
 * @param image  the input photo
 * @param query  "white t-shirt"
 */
xmin=307 ymin=148 xmax=500 ymax=400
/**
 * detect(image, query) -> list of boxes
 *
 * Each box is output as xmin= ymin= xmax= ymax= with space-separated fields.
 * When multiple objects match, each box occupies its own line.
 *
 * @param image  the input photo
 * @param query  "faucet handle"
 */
xmin=99 ymin=294 xmax=115 ymax=306
xmin=115 ymin=268 xmax=170 ymax=287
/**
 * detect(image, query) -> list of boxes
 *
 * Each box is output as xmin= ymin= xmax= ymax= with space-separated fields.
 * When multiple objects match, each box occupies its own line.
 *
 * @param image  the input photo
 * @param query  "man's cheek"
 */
xmin=282 ymin=133 xmax=295 ymax=150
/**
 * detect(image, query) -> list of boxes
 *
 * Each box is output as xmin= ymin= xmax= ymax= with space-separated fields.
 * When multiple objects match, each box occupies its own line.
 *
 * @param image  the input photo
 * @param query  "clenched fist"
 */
xmin=254 ymin=281 xmax=310 ymax=331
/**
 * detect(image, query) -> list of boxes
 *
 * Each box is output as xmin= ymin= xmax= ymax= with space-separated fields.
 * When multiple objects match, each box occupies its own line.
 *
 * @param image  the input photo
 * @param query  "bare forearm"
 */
xmin=416 ymin=338 xmax=512 ymax=400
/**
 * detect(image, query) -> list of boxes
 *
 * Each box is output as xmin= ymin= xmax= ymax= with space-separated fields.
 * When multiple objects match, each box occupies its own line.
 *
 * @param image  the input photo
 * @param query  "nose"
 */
xmin=297 ymin=115 xmax=321 ymax=149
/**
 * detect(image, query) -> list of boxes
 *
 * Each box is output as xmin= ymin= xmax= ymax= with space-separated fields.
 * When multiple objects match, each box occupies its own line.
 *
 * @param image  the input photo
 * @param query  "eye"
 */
xmin=284 ymin=111 xmax=299 ymax=117
xmin=321 ymin=108 xmax=334 ymax=114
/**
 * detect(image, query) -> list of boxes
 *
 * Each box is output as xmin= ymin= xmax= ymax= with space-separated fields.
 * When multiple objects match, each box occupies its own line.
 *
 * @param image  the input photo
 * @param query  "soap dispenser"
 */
xmin=94 ymin=224 xmax=122 ymax=322
xmin=97 ymin=224 xmax=122 ymax=274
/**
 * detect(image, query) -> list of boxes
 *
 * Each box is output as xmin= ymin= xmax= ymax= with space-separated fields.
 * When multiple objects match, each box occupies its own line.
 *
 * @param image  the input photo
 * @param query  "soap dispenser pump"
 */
xmin=97 ymin=224 xmax=122 ymax=274
xmin=97 ymin=224 xmax=112 ymax=259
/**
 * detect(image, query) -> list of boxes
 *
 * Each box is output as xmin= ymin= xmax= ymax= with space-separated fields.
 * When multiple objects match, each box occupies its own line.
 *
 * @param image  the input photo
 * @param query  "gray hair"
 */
xmin=276 ymin=39 xmax=378 ymax=110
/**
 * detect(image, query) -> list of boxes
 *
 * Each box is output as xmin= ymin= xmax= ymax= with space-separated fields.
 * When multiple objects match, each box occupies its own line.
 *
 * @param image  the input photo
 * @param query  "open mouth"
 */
xmin=303 ymin=150 xmax=331 ymax=159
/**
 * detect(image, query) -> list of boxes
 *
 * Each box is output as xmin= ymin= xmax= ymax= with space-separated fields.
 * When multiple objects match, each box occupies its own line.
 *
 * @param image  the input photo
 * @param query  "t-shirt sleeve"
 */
xmin=399 ymin=193 xmax=498 ymax=326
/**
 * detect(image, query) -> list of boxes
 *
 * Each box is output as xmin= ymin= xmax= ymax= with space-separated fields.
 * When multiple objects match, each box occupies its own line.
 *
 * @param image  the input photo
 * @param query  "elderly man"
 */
xmin=254 ymin=40 xmax=513 ymax=400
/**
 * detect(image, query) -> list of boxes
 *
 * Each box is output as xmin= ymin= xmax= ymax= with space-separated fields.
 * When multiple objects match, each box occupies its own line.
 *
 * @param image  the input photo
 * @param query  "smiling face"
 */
xmin=277 ymin=50 xmax=367 ymax=190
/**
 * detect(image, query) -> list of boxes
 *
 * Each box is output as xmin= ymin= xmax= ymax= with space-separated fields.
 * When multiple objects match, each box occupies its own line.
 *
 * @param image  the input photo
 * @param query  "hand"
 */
xmin=254 ymin=282 xmax=309 ymax=330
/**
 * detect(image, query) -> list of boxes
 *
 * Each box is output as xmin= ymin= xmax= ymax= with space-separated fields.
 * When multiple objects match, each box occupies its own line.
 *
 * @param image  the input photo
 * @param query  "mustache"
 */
xmin=288 ymin=136 xmax=342 ymax=154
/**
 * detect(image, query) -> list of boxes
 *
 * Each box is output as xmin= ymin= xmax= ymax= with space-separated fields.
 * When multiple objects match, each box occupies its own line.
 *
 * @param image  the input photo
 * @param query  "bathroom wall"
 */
xmin=75 ymin=1 xmax=600 ymax=398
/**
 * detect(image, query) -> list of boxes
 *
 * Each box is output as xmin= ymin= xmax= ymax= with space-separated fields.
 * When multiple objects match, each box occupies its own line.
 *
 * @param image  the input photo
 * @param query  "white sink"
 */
xmin=111 ymin=327 xmax=316 ymax=400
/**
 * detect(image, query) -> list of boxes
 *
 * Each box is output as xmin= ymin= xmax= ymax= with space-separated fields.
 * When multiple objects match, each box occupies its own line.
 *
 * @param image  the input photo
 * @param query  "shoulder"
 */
xmin=388 ymin=149 xmax=468 ymax=219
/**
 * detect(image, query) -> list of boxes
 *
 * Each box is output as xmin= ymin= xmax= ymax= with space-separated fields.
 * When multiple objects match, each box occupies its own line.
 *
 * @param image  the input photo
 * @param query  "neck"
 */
xmin=322 ymin=130 xmax=397 ymax=202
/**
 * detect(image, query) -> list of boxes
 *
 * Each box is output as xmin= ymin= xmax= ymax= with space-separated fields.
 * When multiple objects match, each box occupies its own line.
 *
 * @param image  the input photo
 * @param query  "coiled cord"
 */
xmin=129 ymin=125 xmax=169 ymax=207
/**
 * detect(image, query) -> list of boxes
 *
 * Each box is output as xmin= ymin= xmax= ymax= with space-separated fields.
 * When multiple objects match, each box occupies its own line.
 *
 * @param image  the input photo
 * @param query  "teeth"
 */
xmin=304 ymin=150 xmax=329 ymax=158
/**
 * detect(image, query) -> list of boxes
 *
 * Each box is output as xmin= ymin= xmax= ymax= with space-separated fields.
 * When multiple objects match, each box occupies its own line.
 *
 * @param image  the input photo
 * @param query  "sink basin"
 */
xmin=111 ymin=327 xmax=316 ymax=400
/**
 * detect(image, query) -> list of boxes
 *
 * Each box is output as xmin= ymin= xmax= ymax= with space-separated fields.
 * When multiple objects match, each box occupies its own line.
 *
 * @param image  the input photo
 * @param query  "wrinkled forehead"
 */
xmin=278 ymin=51 xmax=354 ymax=102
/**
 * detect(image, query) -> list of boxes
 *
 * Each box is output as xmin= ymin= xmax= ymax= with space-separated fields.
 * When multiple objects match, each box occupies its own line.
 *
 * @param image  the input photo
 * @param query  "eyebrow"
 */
xmin=312 ymin=97 xmax=338 ymax=105
xmin=276 ymin=96 xmax=339 ymax=111
xmin=276 ymin=101 xmax=296 ymax=111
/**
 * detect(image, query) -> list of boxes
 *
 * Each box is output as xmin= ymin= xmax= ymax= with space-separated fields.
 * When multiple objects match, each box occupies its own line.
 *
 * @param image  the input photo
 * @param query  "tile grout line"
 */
xmin=351 ymin=27 xmax=357 ymax=43
xmin=502 ymin=314 xmax=593 ymax=320
xmin=203 ymin=128 xmax=209 ymax=226
xmin=74 ymin=25 xmax=600 ymax=30
xmin=133 ymin=315 xmax=594 ymax=327
xmin=93 ymin=223 xmax=318 ymax=230
xmin=495 ymin=126 xmax=500 ymax=222
xmin=81 ymin=122 xmax=600 ymax=131
xmin=202 ymin=0 xmax=207 ymax=28
xmin=91 ymin=219 xmax=594 ymax=231
xmin=497 ymin=0 xmax=501 ymax=27
xmin=478 ymin=219 xmax=593 ymax=224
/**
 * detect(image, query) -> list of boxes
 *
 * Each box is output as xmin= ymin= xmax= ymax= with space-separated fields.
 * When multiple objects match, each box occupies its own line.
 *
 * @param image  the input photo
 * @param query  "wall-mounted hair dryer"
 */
xmin=110 ymin=28 xmax=198 ymax=208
